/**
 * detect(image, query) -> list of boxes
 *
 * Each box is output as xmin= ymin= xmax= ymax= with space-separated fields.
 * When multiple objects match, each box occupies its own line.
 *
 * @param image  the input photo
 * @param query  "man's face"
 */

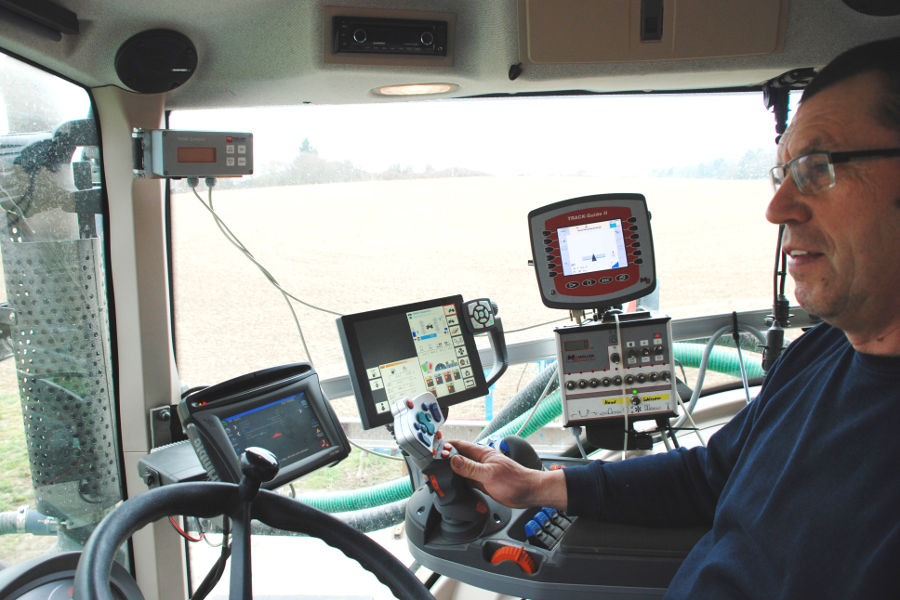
xmin=765 ymin=72 xmax=900 ymax=346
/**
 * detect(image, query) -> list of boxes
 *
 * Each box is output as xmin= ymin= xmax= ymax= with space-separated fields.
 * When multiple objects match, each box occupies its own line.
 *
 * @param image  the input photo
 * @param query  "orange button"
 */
xmin=490 ymin=545 xmax=536 ymax=574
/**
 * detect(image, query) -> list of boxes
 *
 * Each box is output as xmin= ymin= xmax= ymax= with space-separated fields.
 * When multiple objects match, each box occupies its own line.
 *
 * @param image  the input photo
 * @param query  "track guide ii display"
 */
xmin=528 ymin=194 xmax=656 ymax=310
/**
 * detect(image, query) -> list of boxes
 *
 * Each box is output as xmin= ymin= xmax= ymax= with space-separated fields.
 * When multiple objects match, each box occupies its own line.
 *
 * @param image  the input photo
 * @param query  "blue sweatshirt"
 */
xmin=564 ymin=324 xmax=900 ymax=599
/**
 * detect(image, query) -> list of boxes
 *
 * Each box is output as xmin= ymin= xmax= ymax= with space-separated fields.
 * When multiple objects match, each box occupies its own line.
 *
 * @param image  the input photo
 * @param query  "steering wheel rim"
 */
xmin=73 ymin=482 xmax=435 ymax=600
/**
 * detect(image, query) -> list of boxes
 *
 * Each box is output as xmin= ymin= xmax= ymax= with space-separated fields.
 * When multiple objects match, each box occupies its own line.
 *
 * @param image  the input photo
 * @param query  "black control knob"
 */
xmin=649 ymin=372 xmax=659 ymax=382
xmin=610 ymin=353 xmax=621 ymax=363
xmin=499 ymin=436 xmax=542 ymax=470
xmin=613 ymin=376 xmax=623 ymax=386
xmin=589 ymin=378 xmax=600 ymax=388
xmin=624 ymin=375 xmax=635 ymax=385
xmin=566 ymin=380 xmax=577 ymax=390
xmin=578 ymin=379 xmax=588 ymax=389
xmin=601 ymin=377 xmax=612 ymax=387
xmin=241 ymin=447 xmax=279 ymax=484
xmin=661 ymin=371 xmax=671 ymax=381
xmin=238 ymin=447 xmax=279 ymax=502
xmin=637 ymin=373 xmax=647 ymax=383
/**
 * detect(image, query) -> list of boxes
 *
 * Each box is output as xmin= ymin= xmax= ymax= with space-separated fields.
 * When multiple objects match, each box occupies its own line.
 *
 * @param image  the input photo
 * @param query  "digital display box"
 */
xmin=337 ymin=295 xmax=491 ymax=429
xmin=528 ymin=193 xmax=656 ymax=310
xmin=177 ymin=363 xmax=350 ymax=489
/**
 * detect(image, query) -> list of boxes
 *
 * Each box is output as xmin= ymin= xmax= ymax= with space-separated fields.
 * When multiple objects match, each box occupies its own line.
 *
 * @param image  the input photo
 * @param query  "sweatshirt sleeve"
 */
xmin=563 ymin=396 xmax=762 ymax=526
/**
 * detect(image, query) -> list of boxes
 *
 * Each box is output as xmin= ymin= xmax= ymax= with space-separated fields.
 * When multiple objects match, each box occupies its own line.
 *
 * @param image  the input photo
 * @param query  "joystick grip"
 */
xmin=393 ymin=394 xmax=488 ymax=537
xmin=498 ymin=435 xmax=542 ymax=470
xmin=423 ymin=442 xmax=489 ymax=529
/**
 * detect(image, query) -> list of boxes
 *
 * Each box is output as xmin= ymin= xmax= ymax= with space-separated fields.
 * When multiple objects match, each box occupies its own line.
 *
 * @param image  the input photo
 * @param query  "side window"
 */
xmin=0 ymin=54 xmax=121 ymax=567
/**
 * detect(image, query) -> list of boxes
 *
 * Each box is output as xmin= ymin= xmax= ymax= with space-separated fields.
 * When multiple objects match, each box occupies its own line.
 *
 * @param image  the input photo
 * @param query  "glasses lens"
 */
xmin=792 ymin=153 xmax=835 ymax=194
xmin=769 ymin=165 xmax=787 ymax=191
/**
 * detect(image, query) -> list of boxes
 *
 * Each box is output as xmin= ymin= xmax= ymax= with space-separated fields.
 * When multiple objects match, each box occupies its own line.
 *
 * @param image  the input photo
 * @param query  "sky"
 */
xmin=169 ymin=92 xmax=792 ymax=178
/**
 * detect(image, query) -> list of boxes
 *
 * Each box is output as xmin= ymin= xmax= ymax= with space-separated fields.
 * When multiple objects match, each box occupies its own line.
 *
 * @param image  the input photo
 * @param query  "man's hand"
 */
xmin=449 ymin=439 xmax=568 ymax=510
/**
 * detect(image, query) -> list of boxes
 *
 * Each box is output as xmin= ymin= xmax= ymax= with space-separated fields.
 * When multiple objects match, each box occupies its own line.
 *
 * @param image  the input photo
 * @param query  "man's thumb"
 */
xmin=450 ymin=453 xmax=475 ymax=478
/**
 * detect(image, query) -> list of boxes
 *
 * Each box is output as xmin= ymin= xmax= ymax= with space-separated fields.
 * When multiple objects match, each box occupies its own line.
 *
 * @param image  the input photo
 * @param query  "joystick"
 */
xmin=393 ymin=392 xmax=488 ymax=541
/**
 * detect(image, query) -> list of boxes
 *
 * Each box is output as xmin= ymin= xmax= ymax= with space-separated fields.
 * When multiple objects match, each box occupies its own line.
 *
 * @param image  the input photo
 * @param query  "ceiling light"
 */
xmin=373 ymin=83 xmax=458 ymax=96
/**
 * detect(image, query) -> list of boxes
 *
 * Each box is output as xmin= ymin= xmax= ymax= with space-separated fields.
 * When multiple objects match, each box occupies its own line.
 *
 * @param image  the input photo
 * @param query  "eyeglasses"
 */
xmin=769 ymin=148 xmax=900 ymax=194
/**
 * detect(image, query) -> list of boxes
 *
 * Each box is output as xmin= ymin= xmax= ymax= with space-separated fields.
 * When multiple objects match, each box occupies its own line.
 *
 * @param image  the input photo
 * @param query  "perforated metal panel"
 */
xmin=1 ymin=237 xmax=121 ymax=526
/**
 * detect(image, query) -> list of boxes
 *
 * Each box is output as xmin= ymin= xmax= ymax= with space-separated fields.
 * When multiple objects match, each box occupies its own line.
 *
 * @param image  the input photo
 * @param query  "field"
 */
xmin=170 ymin=175 xmax=786 ymax=412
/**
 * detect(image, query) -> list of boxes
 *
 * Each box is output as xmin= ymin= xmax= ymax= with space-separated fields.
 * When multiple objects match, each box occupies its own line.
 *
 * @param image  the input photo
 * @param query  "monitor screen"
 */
xmin=557 ymin=218 xmax=628 ymax=276
xmin=177 ymin=363 xmax=350 ymax=489
xmin=219 ymin=391 xmax=333 ymax=467
xmin=337 ymin=295 xmax=490 ymax=429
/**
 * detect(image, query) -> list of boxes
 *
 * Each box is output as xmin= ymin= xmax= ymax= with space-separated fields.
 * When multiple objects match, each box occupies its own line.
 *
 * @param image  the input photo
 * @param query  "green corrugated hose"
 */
xmin=298 ymin=342 xmax=762 ymax=512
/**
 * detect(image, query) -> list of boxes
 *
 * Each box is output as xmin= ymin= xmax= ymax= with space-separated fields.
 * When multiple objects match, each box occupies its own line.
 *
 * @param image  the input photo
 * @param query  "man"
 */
xmin=450 ymin=37 xmax=900 ymax=598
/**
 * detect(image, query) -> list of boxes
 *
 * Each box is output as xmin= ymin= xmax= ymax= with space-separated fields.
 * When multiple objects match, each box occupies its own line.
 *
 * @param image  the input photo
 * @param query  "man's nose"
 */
xmin=765 ymin=178 xmax=812 ymax=225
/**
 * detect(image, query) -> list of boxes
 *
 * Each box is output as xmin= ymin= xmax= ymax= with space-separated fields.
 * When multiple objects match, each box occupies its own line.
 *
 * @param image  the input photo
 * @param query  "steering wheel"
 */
xmin=73 ymin=477 xmax=436 ymax=599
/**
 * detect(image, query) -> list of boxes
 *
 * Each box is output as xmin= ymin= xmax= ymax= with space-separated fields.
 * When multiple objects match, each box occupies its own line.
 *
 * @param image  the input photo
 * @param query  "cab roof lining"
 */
xmin=0 ymin=0 xmax=898 ymax=109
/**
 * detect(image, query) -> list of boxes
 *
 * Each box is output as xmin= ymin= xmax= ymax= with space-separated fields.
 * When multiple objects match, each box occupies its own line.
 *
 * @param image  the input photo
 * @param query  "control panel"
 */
xmin=392 ymin=392 xmax=449 ymax=469
xmin=528 ymin=194 xmax=656 ymax=310
xmin=556 ymin=313 xmax=677 ymax=425
xmin=393 ymin=403 xmax=705 ymax=599
xmin=133 ymin=129 xmax=253 ymax=178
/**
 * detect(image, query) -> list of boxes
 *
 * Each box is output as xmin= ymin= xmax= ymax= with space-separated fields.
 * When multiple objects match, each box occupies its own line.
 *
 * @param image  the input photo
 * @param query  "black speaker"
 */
xmin=841 ymin=0 xmax=900 ymax=16
xmin=115 ymin=29 xmax=197 ymax=93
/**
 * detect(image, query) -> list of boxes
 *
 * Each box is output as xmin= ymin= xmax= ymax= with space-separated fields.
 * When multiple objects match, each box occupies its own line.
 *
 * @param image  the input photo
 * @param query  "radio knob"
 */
xmin=352 ymin=28 xmax=367 ymax=44
xmin=420 ymin=31 xmax=434 ymax=46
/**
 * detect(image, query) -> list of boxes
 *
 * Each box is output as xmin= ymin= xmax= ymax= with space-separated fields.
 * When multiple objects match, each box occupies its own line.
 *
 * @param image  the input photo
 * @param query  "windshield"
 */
xmin=170 ymin=92 xmax=793 ymax=386
xmin=167 ymin=89 xmax=797 ymax=598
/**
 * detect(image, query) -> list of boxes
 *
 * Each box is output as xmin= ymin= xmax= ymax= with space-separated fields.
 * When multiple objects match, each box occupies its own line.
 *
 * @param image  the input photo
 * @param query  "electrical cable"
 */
xmin=731 ymin=312 xmax=753 ymax=405
xmin=190 ymin=179 xmax=320 ymax=361
xmin=612 ymin=312 xmax=630 ymax=460
xmin=190 ymin=517 xmax=231 ymax=600
xmin=189 ymin=179 xmax=342 ymax=318
xmin=168 ymin=515 xmax=203 ymax=542
xmin=504 ymin=317 xmax=568 ymax=334
xmin=346 ymin=436 xmax=404 ymax=461
xmin=570 ymin=425 xmax=588 ymax=459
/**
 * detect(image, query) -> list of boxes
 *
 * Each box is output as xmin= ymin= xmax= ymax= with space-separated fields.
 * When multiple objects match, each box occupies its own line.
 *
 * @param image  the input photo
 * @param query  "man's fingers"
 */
xmin=451 ymin=439 xmax=495 ymax=461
